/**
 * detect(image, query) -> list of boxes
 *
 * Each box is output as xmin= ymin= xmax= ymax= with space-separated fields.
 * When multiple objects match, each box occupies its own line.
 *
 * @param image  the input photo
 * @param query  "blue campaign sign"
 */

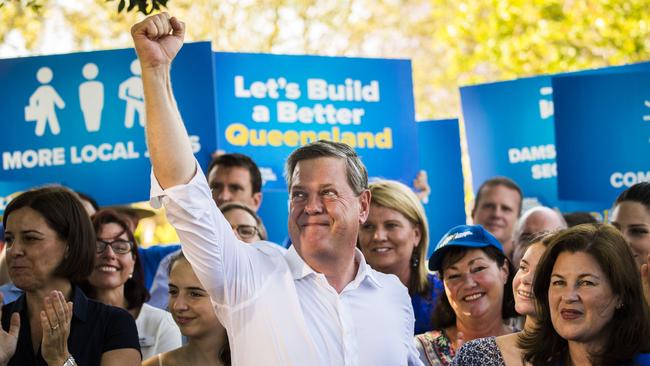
xmin=212 ymin=52 xmax=418 ymax=190
xmin=0 ymin=42 xmax=217 ymax=206
xmin=256 ymin=189 xmax=289 ymax=245
xmin=553 ymin=71 xmax=650 ymax=203
xmin=416 ymin=119 xmax=466 ymax=256
xmin=460 ymin=61 xmax=650 ymax=209
xmin=461 ymin=76 xmax=557 ymax=205
xmin=0 ymin=181 xmax=41 ymax=217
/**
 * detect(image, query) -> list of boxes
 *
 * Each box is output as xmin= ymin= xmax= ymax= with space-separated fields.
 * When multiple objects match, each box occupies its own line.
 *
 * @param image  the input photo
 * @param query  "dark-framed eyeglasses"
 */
xmin=232 ymin=225 xmax=259 ymax=240
xmin=96 ymin=239 xmax=133 ymax=254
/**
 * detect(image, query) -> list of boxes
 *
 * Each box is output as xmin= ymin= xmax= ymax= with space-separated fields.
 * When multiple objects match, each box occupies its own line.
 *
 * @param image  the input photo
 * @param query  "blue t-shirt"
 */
xmin=634 ymin=353 xmax=650 ymax=365
xmin=411 ymin=272 xmax=443 ymax=334
xmin=138 ymin=244 xmax=181 ymax=289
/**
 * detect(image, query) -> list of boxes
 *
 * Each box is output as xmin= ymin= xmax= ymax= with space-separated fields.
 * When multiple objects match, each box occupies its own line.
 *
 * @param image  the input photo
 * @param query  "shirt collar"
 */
xmin=351 ymin=249 xmax=382 ymax=289
xmin=8 ymin=285 xmax=89 ymax=321
xmin=286 ymin=245 xmax=317 ymax=280
xmin=286 ymin=246 xmax=382 ymax=289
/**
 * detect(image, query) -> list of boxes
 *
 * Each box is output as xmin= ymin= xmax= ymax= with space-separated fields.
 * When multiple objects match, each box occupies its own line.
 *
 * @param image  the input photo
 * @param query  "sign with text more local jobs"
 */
xmin=0 ymin=42 xmax=217 ymax=206
xmin=553 ymin=70 xmax=650 ymax=203
xmin=212 ymin=52 xmax=418 ymax=190
xmin=460 ymin=61 xmax=650 ymax=213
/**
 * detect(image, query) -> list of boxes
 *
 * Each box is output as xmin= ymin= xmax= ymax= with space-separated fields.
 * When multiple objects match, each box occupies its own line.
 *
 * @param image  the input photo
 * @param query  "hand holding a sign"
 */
xmin=131 ymin=12 xmax=185 ymax=69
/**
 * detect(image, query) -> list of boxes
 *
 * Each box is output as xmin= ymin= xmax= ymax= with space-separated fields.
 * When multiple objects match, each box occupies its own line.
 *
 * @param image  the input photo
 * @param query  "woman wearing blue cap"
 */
xmin=415 ymin=225 xmax=517 ymax=366
xmin=451 ymin=232 xmax=554 ymax=365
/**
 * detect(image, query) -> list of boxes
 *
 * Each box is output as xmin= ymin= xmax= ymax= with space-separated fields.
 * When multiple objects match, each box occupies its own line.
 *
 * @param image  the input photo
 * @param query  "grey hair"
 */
xmin=284 ymin=140 xmax=368 ymax=195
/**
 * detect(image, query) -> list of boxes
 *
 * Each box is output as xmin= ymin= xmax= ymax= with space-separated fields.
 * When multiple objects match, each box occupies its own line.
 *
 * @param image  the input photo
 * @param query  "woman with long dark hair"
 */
xmin=519 ymin=224 xmax=650 ymax=365
xmin=0 ymin=186 xmax=140 ymax=366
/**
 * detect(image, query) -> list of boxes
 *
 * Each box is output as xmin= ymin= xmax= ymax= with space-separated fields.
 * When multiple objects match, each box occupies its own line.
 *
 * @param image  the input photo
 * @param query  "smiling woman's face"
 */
xmin=358 ymin=204 xmax=420 ymax=276
xmin=88 ymin=222 xmax=134 ymax=291
xmin=513 ymin=242 xmax=546 ymax=317
xmin=168 ymin=257 xmax=222 ymax=338
xmin=442 ymin=248 xmax=509 ymax=321
xmin=548 ymin=251 xmax=618 ymax=346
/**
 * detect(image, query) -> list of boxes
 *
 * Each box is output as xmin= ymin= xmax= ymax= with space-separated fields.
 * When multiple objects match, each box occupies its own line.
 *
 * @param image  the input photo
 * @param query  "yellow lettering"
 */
xmin=225 ymin=123 xmax=248 ymax=146
xmin=222 ymin=124 xmax=393 ymax=150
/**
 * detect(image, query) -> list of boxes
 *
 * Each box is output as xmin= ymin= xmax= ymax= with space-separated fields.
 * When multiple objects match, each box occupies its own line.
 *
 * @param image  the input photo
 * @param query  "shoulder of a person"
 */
xmin=368 ymin=268 xmax=406 ymax=289
xmin=138 ymin=303 xmax=172 ymax=321
xmin=88 ymin=299 xmax=136 ymax=323
xmin=142 ymin=352 xmax=165 ymax=366
xmin=460 ymin=336 xmax=496 ymax=351
xmin=415 ymin=329 xmax=445 ymax=343
xmin=139 ymin=244 xmax=182 ymax=258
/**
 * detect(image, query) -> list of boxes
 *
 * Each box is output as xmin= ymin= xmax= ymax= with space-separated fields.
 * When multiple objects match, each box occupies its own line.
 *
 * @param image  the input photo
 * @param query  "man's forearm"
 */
xmin=141 ymin=63 xmax=195 ymax=189
xmin=132 ymin=13 xmax=194 ymax=189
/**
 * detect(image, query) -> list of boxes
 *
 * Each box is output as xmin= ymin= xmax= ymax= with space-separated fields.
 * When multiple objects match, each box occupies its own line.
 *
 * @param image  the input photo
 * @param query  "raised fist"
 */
xmin=131 ymin=12 xmax=185 ymax=69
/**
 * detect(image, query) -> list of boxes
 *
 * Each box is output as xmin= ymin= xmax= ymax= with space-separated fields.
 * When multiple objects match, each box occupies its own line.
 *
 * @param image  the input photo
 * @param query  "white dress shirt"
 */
xmin=136 ymin=303 xmax=182 ymax=359
xmin=150 ymin=163 xmax=423 ymax=366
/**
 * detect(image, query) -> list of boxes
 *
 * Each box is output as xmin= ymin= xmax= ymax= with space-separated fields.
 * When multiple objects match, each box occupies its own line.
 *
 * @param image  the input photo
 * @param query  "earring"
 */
xmin=616 ymin=303 xmax=623 ymax=310
xmin=411 ymin=252 xmax=419 ymax=268
xmin=128 ymin=273 xmax=133 ymax=279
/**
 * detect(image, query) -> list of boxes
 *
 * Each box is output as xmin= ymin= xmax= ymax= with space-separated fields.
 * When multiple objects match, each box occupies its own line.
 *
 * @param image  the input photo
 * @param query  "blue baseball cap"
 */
xmin=428 ymin=224 xmax=505 ymax=272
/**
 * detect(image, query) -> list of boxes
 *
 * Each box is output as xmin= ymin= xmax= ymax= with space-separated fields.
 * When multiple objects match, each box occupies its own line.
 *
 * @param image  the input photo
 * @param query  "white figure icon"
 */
xmin=538 ymin=86 xmax=554 ymax=120
xmin=79 ymin=63 xmax=104 ymax=132
xmin=119 ymin=60 xmax=146 ymax=128
xmin=644 ymin=100 xmax=650 ymax=122
xmin=25 ymin=67 xmax=65 ymax=136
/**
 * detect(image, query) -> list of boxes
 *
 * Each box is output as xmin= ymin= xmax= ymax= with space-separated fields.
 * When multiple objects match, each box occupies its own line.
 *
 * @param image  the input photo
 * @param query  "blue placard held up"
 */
xmin=460 ymin=61 xmax=650 ymax=211
xmin=212 ymin=52 xmax=418 ymax=190
xmin=0 ymin=42 xmax=216 ymax=206
xmin=553 ymin=71 xmax=650 ymax=203
xmin=461 ymin=76 xmax=558 ymax=205
xmin=416 ymin=119 xmax=466 ymax=255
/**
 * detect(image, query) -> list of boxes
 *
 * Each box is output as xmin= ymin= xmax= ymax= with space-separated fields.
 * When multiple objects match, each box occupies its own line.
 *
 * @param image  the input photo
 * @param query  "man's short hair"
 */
xmin=284 ymin=140 xmax=368 ymax=195
xmin=472 ymin=176 xmax=523 ymax=217
xmin=207 ymin=153 xmax=262 ymax=194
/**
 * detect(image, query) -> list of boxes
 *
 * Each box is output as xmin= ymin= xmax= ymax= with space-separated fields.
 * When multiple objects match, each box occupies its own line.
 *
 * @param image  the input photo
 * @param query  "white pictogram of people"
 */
xmin=119 ymin=60 xmax=146 ymax=128
xmin=25 ymin=67 xmax=66 ymax=136
xmin=25 ymin=60 xmax=145 ymax=136
xmin=79 ymin=62 xmax=105 ymax=132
